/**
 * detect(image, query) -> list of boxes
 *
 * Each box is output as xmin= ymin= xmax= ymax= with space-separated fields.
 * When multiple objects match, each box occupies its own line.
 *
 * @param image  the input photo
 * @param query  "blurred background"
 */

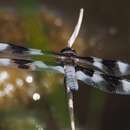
xmin=0 ymin=0 xmax=129 ymax=130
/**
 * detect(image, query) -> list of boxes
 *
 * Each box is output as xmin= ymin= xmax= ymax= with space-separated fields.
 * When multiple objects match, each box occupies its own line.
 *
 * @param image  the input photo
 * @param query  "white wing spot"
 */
xmin=76 ymin=71 xmax=89 ymax=80
xmin=0 ymin=59 xmax=11 ymax=66
xmin=122 ymin=80 xmax=130 ymax=92
xmin=0 ymin=43 xmax=8 ymax=51
xmin=92 ymin=74 xmax=103 ymax=83
xmin=51 ymin=66 xmax=64 ymax=73
xmin=117 ymin=61 xmax=128 ymax=74
xmin=29 ymin=49 xmax=43 ymax=55
xmin=34 ymin=61 xmax=47 ymax=68
xmin=93 ymin=62 xmax=103 ymax=70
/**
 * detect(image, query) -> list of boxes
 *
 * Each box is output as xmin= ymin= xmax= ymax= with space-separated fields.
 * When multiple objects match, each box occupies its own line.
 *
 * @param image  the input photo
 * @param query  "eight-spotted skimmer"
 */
xmin=0 ymin=8 xmax=129 ymax=130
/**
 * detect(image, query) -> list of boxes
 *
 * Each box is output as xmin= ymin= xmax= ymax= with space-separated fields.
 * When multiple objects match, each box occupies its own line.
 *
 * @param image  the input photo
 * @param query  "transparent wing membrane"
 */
xmin=76 ymin=67 xmax=130 ymax=95
xmin=76 ymin=56 xmax=130 ymax=76
xmin=2 ymin=43 xmax=130 ymax=78
xmin=0 ymin=58 xmax=64 ymax=74
xmin=0 ymin=43 xmax=62 ymax=58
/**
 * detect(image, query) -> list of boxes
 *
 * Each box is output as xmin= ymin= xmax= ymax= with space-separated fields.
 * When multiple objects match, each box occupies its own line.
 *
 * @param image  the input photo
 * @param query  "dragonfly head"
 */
xmin=60 ymin=47 xmax=76 ymax=56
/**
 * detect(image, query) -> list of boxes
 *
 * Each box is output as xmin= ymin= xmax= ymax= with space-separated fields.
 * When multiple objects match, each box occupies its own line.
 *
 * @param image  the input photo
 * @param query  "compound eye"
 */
xmin=60 ymin=47 xmax=76 ymax=53
xmin=60 ymin=47 xmax=71 ymax=53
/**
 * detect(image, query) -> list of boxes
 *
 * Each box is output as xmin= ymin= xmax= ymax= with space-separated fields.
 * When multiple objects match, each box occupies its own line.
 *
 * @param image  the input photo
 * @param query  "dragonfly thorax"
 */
xmin=60 ymin=47 xmax=77 ymax=65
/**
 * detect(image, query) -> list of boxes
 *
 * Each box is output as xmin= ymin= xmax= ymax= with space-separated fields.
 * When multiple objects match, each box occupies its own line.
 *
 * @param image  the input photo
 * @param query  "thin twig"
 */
xmin=66 ymin=85 xmax=75 ymax=130
xmin=67 ymin=8 xmax=84 ymax=48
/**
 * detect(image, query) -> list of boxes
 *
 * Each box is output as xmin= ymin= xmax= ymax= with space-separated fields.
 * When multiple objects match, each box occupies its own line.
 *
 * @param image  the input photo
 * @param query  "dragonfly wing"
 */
xmin=76 ymin=68 xmax=130 ymax=95
xmin=0 ymin=43 xmax=62 ymax=57
xmin=76 ymin=56 xmax=130 ymax=76
xmin=0 ymin=58 xmax=64 ymax=74
xmin=101 ymin=58 xmax=130 ymax=76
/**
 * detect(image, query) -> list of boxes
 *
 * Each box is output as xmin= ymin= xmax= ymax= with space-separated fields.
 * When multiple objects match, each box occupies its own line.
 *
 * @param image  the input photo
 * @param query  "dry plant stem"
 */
xmin=66 ymin=85 xmax=76 ymax=130
xmin=66 ymin=8 xmax=84 ymax=130
xmin=67 ymin=8 xmax=84 ymax=48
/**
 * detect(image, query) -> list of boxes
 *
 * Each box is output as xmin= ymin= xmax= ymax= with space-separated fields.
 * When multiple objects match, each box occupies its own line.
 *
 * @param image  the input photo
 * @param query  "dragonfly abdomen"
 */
xmin=64 ymin=65 xmax=79 ymax=90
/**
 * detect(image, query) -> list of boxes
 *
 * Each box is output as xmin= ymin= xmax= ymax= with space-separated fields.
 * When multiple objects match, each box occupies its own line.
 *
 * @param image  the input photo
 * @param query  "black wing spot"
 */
xmin=9 ymin=43 xmax=29 ymax=54
xmin=13 ymin=59 xmax=33 ymax=64
xmin=18 ymin=64 xmax=30 ymax=69
xmin=102 ymin=74 xmax=121 ymax=92
xmin=102 ymin=74 xmax=120 ymax=85
xmin=102 ymin=59 xmax=116 ymax=68
xmin=76 ymin=66 xmax=94 ymax=77
xmin=13 ymin=59 xmax=33 ymax=69
xmin=79 ymin=56 xmax=94 ymax=63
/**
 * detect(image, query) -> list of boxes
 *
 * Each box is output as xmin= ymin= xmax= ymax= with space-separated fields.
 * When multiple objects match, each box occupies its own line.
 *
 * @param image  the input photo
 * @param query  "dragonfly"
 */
xmin=0 ymin=8 xmax=130 ymax=130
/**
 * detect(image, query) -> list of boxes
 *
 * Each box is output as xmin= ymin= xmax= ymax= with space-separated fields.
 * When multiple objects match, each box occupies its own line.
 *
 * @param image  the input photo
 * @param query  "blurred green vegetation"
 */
xmin=0 ymin=0 xmax=114 ymax=130
xmin=0 ymin=0 xmax=73 ymax=130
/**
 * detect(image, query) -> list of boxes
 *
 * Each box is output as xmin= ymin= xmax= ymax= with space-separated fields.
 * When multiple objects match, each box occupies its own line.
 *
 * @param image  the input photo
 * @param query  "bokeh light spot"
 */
xmin=26 ymin=75 xmax=33 ymax=83
xmin=33 ymin=93 xmax=40 ymax=101
xmin=4 ymin=83 xmax=14 ymax=95
xmin=16 ymin=78 xmax=24 ymax=87
xmin=0 ymin=71 xmax=9 ymax=82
